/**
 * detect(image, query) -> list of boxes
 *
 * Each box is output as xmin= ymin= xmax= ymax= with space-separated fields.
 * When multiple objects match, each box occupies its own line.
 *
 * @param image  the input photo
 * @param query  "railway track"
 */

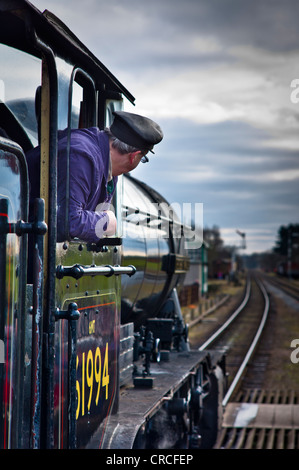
xmin=262 ymin=274 xmax=299 ymax=302
xmin=189 ymin=272 xmax=299 ymax=449
xmin=198 ymin=274 xmax=269 ymax=399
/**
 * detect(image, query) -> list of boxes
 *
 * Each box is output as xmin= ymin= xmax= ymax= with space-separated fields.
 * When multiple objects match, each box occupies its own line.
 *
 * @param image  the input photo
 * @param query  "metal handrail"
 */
xmin=56 ymin=263 xmax=136 ymax=279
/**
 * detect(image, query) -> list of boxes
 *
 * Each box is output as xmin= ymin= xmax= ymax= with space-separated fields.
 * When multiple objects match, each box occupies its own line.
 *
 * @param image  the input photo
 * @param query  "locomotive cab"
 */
xmin=0 ymin=2 xmax=135 ymax=448
xmin=0 ymin=1 xmax=226 ymax=450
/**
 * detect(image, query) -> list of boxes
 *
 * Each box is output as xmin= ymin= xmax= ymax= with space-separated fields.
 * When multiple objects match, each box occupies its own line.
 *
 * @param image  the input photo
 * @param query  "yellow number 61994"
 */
xmin=76 ymin=343 xmax=110 ymax=419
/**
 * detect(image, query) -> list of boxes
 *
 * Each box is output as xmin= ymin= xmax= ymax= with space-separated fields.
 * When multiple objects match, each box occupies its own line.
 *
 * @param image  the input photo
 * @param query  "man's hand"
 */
xmin=104 ymin=210 xmax=117 ymax=236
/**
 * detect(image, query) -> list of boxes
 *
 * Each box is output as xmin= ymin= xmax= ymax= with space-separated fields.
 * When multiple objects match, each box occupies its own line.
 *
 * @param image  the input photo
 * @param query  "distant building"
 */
xmin=210 ymin=258 xmax=232 ymax=280
xmin=183 ymin=241 xmax=209 ymax=297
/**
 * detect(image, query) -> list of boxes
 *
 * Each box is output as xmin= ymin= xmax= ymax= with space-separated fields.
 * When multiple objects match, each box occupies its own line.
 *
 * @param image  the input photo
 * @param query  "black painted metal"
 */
xmin=30 ymin=199 xmax=46 ymax=448
xmin=0 ymin=138 xmax=32 ymax=447
xmin=30 ymin=35 xmax=59 ymax=450
xmin=54 ymin=302 xmax=80 ymax=449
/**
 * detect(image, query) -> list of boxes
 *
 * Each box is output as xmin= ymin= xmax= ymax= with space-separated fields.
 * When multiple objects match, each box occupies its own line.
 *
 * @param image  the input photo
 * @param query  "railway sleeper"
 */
xmin=215 ymin=427 xmax=299 ymax=449
xmin=215 ymin=389 xmax=299 ymax=449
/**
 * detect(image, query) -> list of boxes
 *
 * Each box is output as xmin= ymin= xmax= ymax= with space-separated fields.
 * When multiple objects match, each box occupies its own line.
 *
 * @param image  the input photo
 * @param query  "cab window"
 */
xmin=0 ymin=44 xmax=41 ymax=150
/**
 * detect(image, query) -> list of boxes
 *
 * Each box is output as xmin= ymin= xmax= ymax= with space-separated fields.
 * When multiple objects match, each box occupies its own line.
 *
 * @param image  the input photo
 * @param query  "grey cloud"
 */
xmin=134 ymin=116 xmax=299 ymax=248
xmin=30 ymin=0 xmax=299 ymax=253
xmin=36 ymin=0 xmax=299 ymax=70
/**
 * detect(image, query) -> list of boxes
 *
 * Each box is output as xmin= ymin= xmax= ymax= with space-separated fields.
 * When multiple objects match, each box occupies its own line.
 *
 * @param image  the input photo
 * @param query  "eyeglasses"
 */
xmin=140 ymin=155 xmax=149 ymax=163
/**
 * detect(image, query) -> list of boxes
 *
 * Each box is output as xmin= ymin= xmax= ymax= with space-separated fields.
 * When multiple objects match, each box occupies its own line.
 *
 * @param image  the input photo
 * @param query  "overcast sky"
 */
xmin=32 ymin=0 xmax=299 ymax=254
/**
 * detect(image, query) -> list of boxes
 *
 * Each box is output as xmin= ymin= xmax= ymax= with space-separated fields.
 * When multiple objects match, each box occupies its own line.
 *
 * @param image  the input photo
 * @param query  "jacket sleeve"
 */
xmin=63 ymin=144 xmax=110 ymax=243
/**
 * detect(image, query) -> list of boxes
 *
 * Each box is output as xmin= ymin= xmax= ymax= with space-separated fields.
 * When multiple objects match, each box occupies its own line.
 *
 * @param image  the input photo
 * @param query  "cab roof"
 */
xmin=0 ymin=0 xmax=135 ymax=104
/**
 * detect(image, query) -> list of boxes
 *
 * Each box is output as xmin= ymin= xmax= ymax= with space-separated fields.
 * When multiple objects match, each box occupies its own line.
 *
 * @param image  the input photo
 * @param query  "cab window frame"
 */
xmin=63 ymin=68 xmax=97 ymax=241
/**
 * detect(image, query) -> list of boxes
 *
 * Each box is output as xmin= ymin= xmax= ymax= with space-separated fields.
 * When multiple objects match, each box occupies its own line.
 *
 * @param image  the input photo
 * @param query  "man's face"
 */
xmin=111 ymin=146 xmax=147 ymax=176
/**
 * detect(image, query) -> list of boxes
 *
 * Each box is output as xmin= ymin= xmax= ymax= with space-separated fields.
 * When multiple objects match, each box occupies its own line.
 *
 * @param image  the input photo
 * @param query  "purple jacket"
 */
xmin=26 ymin=127 xmax=117 ymax=243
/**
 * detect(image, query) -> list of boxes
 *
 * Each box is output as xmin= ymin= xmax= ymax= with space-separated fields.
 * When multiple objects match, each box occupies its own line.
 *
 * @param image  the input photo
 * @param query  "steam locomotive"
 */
xmin=0 ymin=0 xmax=226 ymax=449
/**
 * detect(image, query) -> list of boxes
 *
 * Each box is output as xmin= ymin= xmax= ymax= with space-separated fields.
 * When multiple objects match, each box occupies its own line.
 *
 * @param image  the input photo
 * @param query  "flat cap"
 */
xmin=110 ymin=111 xmax=163 ymax=152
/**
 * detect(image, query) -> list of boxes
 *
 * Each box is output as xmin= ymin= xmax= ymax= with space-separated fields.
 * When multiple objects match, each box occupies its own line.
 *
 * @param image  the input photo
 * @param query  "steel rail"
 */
xmin=263 ymin=275 xmax=299 ymax=302
xmin=221 ymin=277 xmax=270 ymax=407
xmin=198 ymin=277 xmax=251 ymax=352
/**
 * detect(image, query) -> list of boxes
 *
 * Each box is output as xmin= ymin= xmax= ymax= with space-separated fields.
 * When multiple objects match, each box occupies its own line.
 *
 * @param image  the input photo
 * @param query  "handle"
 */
xmin=56 ymin=264 xmax=136 ymax=280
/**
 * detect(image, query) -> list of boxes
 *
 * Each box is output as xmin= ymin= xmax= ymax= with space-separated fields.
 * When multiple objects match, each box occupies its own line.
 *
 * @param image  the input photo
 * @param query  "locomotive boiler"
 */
xmin=0 ymin=0 xmax=226 ymax=449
